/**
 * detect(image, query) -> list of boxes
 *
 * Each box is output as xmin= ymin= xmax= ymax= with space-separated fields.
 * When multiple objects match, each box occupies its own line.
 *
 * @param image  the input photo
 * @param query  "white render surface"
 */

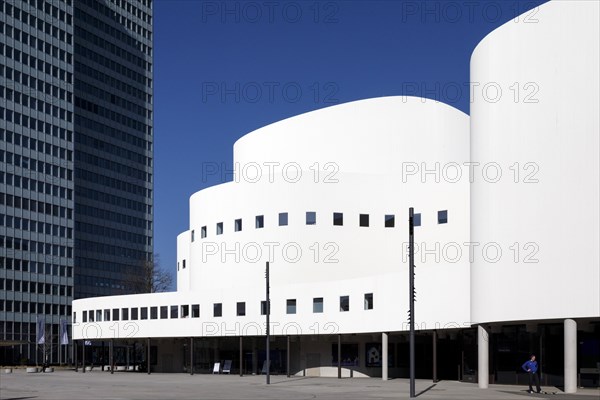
xmin=470 ymin=0 xmax=600 ymax=324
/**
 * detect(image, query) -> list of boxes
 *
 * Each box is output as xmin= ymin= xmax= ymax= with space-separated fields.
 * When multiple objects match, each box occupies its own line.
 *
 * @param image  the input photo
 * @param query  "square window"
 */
xmin=88 ymin=310 xmax=94 ymax=322
xmin=170 ymin=305 xmax=178 ymax=318
xmin=438 ymin=210 xmax=448 ymax=224
xmin=313 ymin=297 xmax=324 ymax=313
xmin=104 ymin=309 xmax=111 ymax=321
xmin=213 ymin=303 xmax=222 ymax=317
xmin=279 ymin=212 xmax=288 ymax=226
xmin=333 ymin=212 xmax=343 ymax=226
xmin=261 ymin=300 xmax=268 ymax=316
xmin=150 ymin=306 xmax=158 ymax=319
xmin=287 ymin=299 xmax=297 ymax=314
xmin=385 ymin=214 xmax=395 ymax=228
xmin=191 ymin=230 xmax=195 ymax=242
xmin=181 ymin=305 xmax=189 ymax=318
xmin=192 ymin=304 xmax=200 ymax=318
xmin=306 ymin=211 xmax=316 ymax=225
xmin=255 ymin=215 xmax=264 ymax=229
xmin=122 ymin=308 xmax=129 ymax=320
xmin=182 ymin=259 xmax=186 ymax=269
xmin=141 ymin=307 xmax=148 ymax=320
xmin=160 ymin=306 xmax=168 ymax=319
xmin=216 ymin=222 xmax=223 ymax=235
xmin=131 ymin=308 xmax=138 ymax=320
xmin=364 ymin=293 xmax=373 ymax=310
xmin=201 ymin=226 xmax=207 ymax=238
xmin=235 ymin=218 xmax=242 ymax=232
xmin=96 ymin=310 xmax=102 ymax=322
xmin=340 ymin=296 xmax=350 ymax=312
xmin=359 ymin=214 xmax=369 ymax=227
xmin=413 ymin=213 xmax=421 ymax=226
xmin=236 ymin=302 xmax=246 ymax=316
xmin=113 ymin=308 xmax=120 ymax=321
xmin=82 ymin=310 xmax=87 ymax=323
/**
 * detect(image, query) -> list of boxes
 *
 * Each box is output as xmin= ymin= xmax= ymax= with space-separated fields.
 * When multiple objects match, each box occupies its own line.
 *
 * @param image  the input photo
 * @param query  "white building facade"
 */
xmin=71 ymin=0 xmax=599 ymax=390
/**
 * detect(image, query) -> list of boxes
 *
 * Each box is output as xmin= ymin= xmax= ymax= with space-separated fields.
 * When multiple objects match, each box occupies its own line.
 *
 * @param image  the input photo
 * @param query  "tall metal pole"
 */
xmin=82 ymin=341 xmax=86 ymax=373
xmin=239 ymin=336 xmax=243 ymax=377
xmin=286 ymin=335 xmax=290 ymax=378
xmin=409 ymin=207 xmax=416 ymax=398
xmin=265 ymin=261 xmax=270 ymax=385
xmin=147 ymin=338 xmax=151 ymax=375
xmin=74 ymin=340 xmax=78 ymax=372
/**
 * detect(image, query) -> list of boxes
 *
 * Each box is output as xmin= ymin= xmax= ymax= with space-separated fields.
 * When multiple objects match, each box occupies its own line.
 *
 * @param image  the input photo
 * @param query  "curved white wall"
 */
xmin=470 ymin=0 xmax=600 ymax=324
xmin=74 ymin=96 xmax=471 ymax=340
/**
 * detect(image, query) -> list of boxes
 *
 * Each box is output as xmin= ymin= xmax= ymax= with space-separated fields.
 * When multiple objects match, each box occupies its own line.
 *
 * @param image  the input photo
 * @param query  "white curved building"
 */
xmin=72 ymin=0 xmax=599 ymax=390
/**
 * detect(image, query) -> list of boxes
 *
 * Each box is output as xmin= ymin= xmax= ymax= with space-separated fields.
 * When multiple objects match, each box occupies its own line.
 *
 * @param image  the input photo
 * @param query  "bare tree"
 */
xmin=128 ymin=254 xmax=174 ymax=293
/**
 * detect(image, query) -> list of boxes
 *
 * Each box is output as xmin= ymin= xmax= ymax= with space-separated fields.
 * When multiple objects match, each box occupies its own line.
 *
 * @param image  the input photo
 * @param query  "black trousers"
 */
xmin=528 ymin=372 xmax=541 ymax=392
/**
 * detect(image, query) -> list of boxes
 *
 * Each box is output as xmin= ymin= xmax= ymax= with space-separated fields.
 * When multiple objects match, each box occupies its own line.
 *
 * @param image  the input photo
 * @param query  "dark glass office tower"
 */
xmin=73 ymin=0 xmax=153 ymax=299
xmin=0 ymin=0 xmax=153 ymax=365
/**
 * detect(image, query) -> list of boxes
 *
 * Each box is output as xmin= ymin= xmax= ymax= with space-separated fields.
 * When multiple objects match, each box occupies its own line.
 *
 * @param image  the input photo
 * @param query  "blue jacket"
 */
xmin=522 ymin=360 xmax=538 ymax=373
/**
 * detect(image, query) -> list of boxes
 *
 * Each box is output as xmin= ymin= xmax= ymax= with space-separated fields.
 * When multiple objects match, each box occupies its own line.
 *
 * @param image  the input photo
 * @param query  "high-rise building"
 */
xmin=0 ymin=0 xmax=153 ymax=365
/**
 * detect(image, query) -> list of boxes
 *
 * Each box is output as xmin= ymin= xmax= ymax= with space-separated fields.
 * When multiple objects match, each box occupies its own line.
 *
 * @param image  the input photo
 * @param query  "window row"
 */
xmin=76 ymin=168 xmax=150 ymax=199
xmin=0 ymin=215 xmax=73 ymax=238
xmin=0 ymin=29 xmax=73 ymax=70
xmin=74 ymin=7 xmax=151 ymax=55
xmin=3 ymin=0 xmax=73 ymax=25
xmin=74 ymin=94 xmax=149 ymax=136
xmin=75 ymin=78 xmax=151 ymax=120
xmin=82 ymin=0 xmax=153 ymax=43
xmin=0 ymin=278 xmax=72 ymax=297
xmin=192 ymin=211 xmax=448 ymax=240
xmin=1 ymin=150 xmax=74 ymax=182
xmin=75 ymin=62 xmax=152 ymax=106
xmin=75 ymin=150 xmax=151 ymax=182
xmin=0 ymin=237 xmax=73 ymax=258
xmin=75 ymin=131 xmax=150 ymax=166
xmin=0 ymin=257 xmax=74 ymax=276
xmin=75 ymin=43 xmax=150 ymax=88
xmin=76 ymin=186 xmax=150 ymax=215
xmin=1 ymin=129 xmax=73 ymax=159
xmin=76 ymin=202 xmax=151 ymax=231
xmin=0 ymin=1 xmax=74 ymax=45
xmin=1 ymin=62 xmax=73 ymax=103
xmin=0 ymin=193 xmax=74 ymax=219
xmin=75 ymin=294 xmax=375 ymax=323
xmin=75 ymin=220 xmax=151 ymax=246
xmin=74 ymin=25 xmax=151 ymax=72
xmin=76 ymin=238 xmax=149 ymax=261
xmin=0 ymin=300 xmax=72 ymax=315
xmin=1 ymin=172 xmax=74 ymax=201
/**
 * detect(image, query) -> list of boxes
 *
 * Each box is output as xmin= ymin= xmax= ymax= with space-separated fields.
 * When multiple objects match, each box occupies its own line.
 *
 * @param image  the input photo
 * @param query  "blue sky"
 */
xmin=152 ymin=0 xmax=547 ymax=281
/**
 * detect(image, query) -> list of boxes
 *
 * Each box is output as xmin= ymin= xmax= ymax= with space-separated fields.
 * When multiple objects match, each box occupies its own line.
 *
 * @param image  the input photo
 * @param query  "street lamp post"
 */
xmin=265 ymin=261 xmax=270 ymax=385
xmin=409 ymin=207 xmax=416 ymax=398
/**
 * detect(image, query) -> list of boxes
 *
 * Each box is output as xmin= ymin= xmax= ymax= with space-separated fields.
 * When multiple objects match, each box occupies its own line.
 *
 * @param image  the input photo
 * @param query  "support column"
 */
xmin=147 ymin=338 xmax=151 ymax=375
xmin=110 ymin=339 xmax=114 ymax=374
xmin=433 ymin=330 xmax=438 ymax=382
xmin=239 ymin=336 xmax=243 ymax=377
xmin=252 ymin=339 xmax=258 ymax=375
xmin=478 ymin=325 xmax=489 ymax=389
xmin=564 ymin=319 xmax=577 ymax=394
xmin=82 ymin=341 xmax=86 ymax=374
xmin=74 ymin=341 xmax=78 ymax=372
xmin=286 ymin=335 xmax=290 ymax=378
xmin=337 ymin=334 xmax=342 ymax=379
xmin=190 ymin=337 xmax=194 ymax=375
xmin=382 ymin=332 xmax=389 ymax=381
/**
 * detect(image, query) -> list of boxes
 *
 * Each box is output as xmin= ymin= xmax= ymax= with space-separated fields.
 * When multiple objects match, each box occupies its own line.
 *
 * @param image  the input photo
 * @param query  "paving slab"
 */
xmin=1 ymin=370 xmax=599 ymax=400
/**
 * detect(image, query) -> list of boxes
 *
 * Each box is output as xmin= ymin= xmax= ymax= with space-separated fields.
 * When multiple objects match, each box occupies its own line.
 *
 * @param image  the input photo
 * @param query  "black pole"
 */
xmin=409 ymin=207 xmax=416 ymax=398
xmin=147 ymin=338 xmax=151 ymax=375
xmin=286 ymin=335 xmax=290 ymax=378
xmin=74 ymin=340 xmax=78 ymax=372
xmin=190 ymin=337 xmax=194 ymax=375
xmin=239 ymin=336 xmax=243 ymax=377
xmin=265 ymin=261 xmax=270 ymax=385
xmin=337 ymin=334 xmax=342 ymax=379
xmin=82 ymin=341 xmax=86 ymax=374
xmin=433 ymin=330 xmax=438 ymax=383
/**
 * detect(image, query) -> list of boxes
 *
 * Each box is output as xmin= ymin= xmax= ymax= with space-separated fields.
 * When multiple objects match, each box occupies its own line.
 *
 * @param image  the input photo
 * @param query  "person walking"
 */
xmin=522 ymin=354 xmax=541 ymax=394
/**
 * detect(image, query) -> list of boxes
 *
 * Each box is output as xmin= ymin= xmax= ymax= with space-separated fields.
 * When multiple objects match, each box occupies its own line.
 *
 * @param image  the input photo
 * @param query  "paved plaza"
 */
xmin=1 ymin=370 xmax=599 ymax=400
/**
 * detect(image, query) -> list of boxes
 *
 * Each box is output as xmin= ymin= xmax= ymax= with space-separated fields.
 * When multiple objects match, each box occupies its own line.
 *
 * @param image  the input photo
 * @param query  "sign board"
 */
xmin=212 ymin=362 xmax=220 ymax=374
xmin=222 ymin=360 xmax=232 ymax=374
